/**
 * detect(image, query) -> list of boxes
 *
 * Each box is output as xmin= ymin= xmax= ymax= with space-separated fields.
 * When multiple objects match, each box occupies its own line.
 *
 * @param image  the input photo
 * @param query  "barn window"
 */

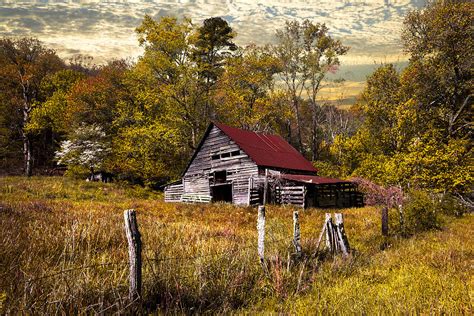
xmin=211 ymin=149 xmax=241 ymax=160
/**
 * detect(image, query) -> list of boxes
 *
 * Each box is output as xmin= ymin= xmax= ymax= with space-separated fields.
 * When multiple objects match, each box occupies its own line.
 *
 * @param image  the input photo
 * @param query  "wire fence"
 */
xmin=23 ymin=229 xmax=291 ymax=281
xmin=18 ymin=206 xmax=349 ymax=316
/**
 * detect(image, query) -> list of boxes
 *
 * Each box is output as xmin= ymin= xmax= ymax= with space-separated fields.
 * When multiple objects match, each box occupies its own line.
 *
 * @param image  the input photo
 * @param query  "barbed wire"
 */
xmin=24 ymin=261 xmax=128 ymax=283
xmin=23 ymin=230 xmax=291 ymax=283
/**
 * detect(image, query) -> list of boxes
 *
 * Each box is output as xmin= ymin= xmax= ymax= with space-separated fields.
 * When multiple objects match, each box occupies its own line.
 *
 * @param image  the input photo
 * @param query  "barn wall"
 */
xmin=183 ymin=125 xmax=258 ymax=205
xmin=164 ymin=182 xmax=183 ymax=202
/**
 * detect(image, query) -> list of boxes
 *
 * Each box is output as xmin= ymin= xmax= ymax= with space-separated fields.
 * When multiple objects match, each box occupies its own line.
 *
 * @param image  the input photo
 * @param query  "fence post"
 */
xmin=334 ymin=213 xmax=350 ymax=257
xmin=313 ymin=215 xmax=327 ymax=257
xmin=398 ymin=204 xmax=405 ymax=236
xmin=257 ymin=205 xmax=265 ymax=264
xmin=293 ymin=211 xmax=302 ymax=256
xmin=124 ymin=209 xmax=142 ymax=301
xmin=381 ymin=207 xmax=389 ymax=236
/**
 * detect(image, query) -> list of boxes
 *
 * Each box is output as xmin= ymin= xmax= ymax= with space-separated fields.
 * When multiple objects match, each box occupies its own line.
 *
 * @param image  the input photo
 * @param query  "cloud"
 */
xmin=0 ymin=0 xmax=425 ymax=67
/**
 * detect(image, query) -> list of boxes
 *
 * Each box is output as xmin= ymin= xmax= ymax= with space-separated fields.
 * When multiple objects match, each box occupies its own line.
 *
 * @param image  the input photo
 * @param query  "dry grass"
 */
xmin=0 ymin=176 xmax=472 ymax=314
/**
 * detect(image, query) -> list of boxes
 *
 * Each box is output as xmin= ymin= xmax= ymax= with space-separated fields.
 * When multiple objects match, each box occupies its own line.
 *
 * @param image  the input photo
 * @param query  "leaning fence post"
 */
xmin=293 ymin=211 xmax=302 ymax=256
xmin=325 ymin=213 xmax=334 ymax=252
xmin=124 ymin=209 xmax=142 ymax=301
xmin=313 ymin=215 xmax=327 ymax=257
xmin=381 ymin=207 xmax=389 ymax=236
xmin=257 ymin=205 xmax=265 ymax=264
xmin=334 ymin=213 xmax=350 ymax=257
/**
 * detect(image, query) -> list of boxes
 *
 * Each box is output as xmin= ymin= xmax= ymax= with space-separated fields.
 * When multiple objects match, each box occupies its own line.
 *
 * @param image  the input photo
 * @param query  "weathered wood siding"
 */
xmin=164 ymin=182 xmax=183 ymax=202
xmin=183 ymin=125 xmax=258 ymax=205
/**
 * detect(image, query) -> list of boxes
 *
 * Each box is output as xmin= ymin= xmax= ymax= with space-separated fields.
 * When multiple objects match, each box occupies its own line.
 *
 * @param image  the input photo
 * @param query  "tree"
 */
xmin=60 ymin=60 xmax=130 ymax=134
xmin=301 ymin=21 xmax=349 ymax=159
xmin=55 ymin=124 xmax=111 ymax=178
xmin=273 ymin=20 xmax=348 ymax=155
xmin=0 ymin=37 xmax=63 ymax=176
xmin=214 ymin=44 xmax=286 ymax=131
xmin=27 ymin=69 xmax=86 ymax=134
xmin=193 ymin=17 xmax=237 ymax=118
xmin=135 ymin=16 xmax=206 ymax=149
xmin=402 ymin=1 xmax=473 ymax=139
xmin=330 ymin=1 xmax=473 ymax=195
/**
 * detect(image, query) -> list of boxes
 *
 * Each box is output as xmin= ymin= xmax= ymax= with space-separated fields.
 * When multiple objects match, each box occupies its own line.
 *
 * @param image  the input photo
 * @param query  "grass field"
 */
xmin=1 ymin=177 xmax=472 ymax=314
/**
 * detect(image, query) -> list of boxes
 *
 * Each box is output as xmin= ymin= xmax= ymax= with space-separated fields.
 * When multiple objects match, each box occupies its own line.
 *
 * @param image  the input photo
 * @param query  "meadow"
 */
xmin=0 ymin=176 xmax=472 ymax=314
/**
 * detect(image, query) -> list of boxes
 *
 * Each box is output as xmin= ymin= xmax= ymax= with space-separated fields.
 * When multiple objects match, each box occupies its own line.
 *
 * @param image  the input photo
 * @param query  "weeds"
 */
xmin=0 ymin=176 xmax=472 ymax=314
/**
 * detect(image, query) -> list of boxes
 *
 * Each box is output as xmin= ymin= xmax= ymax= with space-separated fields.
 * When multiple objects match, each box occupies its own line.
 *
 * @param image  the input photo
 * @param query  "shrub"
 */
xmin=402 ymin=190 xmax=442 ymax=235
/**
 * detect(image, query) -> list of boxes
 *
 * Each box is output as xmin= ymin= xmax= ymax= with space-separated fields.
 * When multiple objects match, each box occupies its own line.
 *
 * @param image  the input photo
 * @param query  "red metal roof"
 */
xmin=214 ymin=123 xmax=317 ymax=173
xmin=280 ymin=174 xmax=352 ymax=185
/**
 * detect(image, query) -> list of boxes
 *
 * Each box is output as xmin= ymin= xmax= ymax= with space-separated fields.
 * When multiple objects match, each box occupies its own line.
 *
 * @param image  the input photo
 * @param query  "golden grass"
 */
xmin=0 ymin=176 xmax=472 ymax=314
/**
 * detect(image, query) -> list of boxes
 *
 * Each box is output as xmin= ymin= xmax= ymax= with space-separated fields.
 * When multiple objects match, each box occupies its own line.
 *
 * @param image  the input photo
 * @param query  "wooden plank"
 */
xmin=335 ymin=213 xmax=350 ymax=257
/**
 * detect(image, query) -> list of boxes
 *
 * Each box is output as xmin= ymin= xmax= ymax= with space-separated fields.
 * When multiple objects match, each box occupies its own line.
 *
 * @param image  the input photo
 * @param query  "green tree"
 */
xmin=135 ymin=16 xmax=206 ymax=149
xmin=331 ymin=1 xmax=473 ymax=195
xmin=402 ymin=1 xmax=473 ymax=139
xmin=214 ymin=44 xmax=286 ymax=131
xmin=301 ymin=21 xmax=349 ymax=159
xmin=193 ymin=17 xmax=237 ymax=118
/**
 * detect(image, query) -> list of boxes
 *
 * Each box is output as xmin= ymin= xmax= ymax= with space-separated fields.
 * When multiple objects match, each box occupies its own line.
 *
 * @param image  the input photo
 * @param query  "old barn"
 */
xmin=164 ymin=122 xmax=362 ymax=208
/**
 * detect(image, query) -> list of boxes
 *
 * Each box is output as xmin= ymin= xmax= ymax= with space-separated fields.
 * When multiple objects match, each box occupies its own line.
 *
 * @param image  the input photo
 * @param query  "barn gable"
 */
xmin=182 ymin=124 xmax=258 ymax=205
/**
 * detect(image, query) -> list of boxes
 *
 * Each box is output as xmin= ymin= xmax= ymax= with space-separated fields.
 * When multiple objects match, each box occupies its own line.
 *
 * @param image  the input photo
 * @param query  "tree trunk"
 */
xmin=311 ymin=102 xmax=319 ymax=161
xmin=22 ymin=105 xmax=32 ymax=177
xmin=22 ymin=131 xmax=32 ymax=177
xmin=292 ymin=97 xmax=304 ymax=153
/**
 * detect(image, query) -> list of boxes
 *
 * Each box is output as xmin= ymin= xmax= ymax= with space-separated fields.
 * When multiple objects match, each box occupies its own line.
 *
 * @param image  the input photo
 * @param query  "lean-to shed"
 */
xmin=164 ymin=122 xmax=363 ymax=208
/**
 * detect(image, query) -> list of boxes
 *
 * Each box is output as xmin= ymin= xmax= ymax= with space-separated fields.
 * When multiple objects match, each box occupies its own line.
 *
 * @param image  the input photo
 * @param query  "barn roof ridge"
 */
xmin=181 ymin=122 xmax=317 ymax=176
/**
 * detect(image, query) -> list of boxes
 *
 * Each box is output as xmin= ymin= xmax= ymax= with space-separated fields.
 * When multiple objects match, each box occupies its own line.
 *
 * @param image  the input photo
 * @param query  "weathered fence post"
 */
xmin=124 ymin=209 xmax=142 ymax=301
xmin=334 ymin=213 xmax=350 ymax=257
xmin=257 ymin=205 xmax=265 ymax=264
xmin=313 ymin=215 xmax=327 ymax=257
xmin=381 ymin=207 xmax=389 ymax=236
xmin=325 ymin=213 xmax=334 ymax=252
xmin=398 ymin=204 xmax=405 ymax=235
xmin=293 ymin=211 xmax=302 ymax=256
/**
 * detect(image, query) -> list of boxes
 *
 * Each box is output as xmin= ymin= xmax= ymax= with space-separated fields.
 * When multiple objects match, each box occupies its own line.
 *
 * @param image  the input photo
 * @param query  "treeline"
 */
xmin=0 ymin=2 xmax=472 ymax=197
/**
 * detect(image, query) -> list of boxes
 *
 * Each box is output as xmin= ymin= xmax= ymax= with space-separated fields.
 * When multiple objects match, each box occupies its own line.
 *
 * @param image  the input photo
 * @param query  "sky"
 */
xmin=0 ymin=0 xmax=426 ymax=102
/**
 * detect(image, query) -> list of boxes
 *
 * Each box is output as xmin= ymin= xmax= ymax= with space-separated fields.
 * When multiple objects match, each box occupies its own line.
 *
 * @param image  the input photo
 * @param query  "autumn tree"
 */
xmin=0 ymin=38 xmax=63 ymax=175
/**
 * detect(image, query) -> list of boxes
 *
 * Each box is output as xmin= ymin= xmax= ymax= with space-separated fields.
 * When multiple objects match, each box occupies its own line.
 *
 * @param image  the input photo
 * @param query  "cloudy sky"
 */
xmin=0 ymin=0 xmax=426 ymax=100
